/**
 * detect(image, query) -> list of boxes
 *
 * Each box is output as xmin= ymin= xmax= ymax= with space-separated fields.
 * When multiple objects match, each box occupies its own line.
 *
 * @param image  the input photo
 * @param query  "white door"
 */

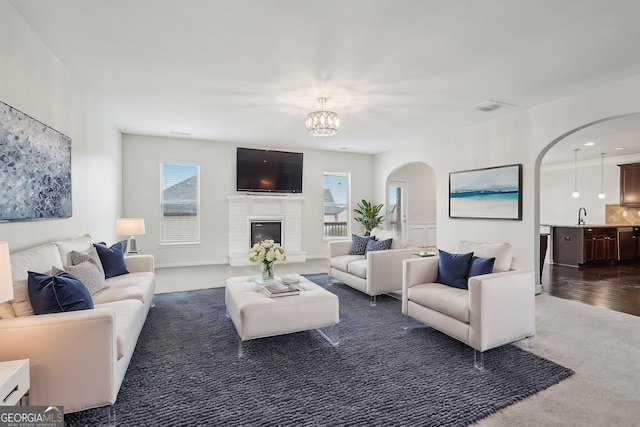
xmin=387 ymin=181 xmax=408 ymax=242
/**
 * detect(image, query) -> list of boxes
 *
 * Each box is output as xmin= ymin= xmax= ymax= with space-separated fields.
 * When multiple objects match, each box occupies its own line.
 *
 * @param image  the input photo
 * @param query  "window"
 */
xmin=160 ymin=162 xmax=200 ymax=244
xmin=323 ymin=172 xmax=350 ymax=238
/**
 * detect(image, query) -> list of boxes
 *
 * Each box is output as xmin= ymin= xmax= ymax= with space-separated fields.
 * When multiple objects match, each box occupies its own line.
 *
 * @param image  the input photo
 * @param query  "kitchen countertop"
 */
xmin=546 ymin=224 xmax=637 ymax=228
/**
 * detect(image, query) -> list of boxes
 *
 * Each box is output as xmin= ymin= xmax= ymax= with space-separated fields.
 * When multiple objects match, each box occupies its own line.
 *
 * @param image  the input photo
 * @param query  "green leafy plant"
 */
xmin=353 ymin=199 xmax=384 ymax=235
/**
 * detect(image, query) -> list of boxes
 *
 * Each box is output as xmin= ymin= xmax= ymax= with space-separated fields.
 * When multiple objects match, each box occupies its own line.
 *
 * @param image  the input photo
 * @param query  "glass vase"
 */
xmin=261 ymin=261 xmax=274 ymax=282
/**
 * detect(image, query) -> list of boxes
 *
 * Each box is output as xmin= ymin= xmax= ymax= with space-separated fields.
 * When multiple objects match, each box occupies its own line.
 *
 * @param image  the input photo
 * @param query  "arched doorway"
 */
xmin=386 ymin=162 xmax=437 ymax=247
xmin=536 ymin=112 xmax=640 ymax=291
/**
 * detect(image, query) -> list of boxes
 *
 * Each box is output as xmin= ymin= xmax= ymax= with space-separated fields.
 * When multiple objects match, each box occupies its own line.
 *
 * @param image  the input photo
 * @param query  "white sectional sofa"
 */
xmin=328 ymin=228 xmax=417 ymax=305
xmin=0 ymin=234 xmax=155 ymax=413
xmin=402 ymin=241 xmax=535 ymax=369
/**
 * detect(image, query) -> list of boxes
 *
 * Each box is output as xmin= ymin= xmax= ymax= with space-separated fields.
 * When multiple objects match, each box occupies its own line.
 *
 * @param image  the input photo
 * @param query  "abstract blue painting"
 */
xmin=0 ymin=100 xmax=71 ymax=220
xmin=449 ymin=164 xmax=522 ymax=220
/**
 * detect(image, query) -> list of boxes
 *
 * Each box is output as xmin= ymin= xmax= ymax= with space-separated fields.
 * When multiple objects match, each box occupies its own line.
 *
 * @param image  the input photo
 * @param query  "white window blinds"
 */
xmin=160 ymin=162 xmax=200 ymax=243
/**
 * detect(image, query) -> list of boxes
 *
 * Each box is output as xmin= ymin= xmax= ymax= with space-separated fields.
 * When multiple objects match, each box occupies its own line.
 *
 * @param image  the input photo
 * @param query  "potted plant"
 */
xmin=353 ymin=199 xmax=384 ymax=236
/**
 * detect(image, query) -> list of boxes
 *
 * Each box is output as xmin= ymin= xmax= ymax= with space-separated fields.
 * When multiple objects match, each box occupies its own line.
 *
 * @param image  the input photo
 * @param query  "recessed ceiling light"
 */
xmin=615 ymin=147 xmax=625 ymax=151
xmin=584 ymin=142 xmax=595 ymax=146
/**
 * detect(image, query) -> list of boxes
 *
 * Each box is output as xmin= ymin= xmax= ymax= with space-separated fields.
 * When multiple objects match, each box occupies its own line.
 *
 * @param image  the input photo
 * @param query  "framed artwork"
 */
xmin=449 ymin=164 xmax=522 ymax=220
xmin=0 ymin=100 xmax=72 ymax=220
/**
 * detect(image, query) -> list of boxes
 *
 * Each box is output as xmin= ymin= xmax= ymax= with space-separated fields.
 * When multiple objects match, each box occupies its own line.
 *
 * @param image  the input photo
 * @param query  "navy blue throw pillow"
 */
xmin=436 ymin=249 xmax=474 ymax=289
xmin=93 ymin=241 xmax=129 ymax=279
xmin=364 ymin=238 xmax=393 ymax=258
xmin=351 ymin=234 xmax=373 ymax=255
xmin=28 ymin=271 xmax=94 ymax=314
xmin=469 ymin=256 xmax=495 ymax=277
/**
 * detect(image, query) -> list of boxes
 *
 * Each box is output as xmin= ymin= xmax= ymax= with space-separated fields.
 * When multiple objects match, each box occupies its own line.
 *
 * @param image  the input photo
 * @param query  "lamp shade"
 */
xmin=116 ymin=218 xmax=146 ymax=236
xmin=0 ymin=242 xmax=13 ymax=303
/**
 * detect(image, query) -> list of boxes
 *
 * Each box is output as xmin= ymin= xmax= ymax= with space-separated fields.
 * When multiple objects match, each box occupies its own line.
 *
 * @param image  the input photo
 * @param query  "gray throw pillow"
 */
xmin=350 ymin=234 xmax=372 ymax=255
xmin=53 ymin=262 xmax=108 ymax=296
xmin=70 ymin=247 xmax=105 ymax=278
xmin=364 ymin=238 xmax=393 ymax=258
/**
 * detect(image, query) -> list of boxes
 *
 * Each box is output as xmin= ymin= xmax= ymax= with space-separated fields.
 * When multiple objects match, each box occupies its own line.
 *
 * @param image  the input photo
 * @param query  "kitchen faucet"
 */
xmin=578 ymin=207 xmax=587 ymax=225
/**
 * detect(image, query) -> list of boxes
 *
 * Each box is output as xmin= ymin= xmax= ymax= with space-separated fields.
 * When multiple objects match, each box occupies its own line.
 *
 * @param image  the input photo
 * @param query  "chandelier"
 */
xmin=306 ymin=98 xmax=339 ymax=137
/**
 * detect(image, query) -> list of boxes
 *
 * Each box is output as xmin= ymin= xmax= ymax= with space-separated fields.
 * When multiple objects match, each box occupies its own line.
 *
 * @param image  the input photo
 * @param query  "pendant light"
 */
xmin=598 ymin=152 xmax=606 ymax=199
xmin=306 ymin=98 xmax=339 ymax=137
xmin=571 ymin=149 xmax=580 ymax=198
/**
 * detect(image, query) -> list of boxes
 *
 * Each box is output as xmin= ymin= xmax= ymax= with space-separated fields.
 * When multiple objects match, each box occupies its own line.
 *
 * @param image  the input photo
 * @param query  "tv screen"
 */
xmin=236 ymin=147 xmax=303 ymax=193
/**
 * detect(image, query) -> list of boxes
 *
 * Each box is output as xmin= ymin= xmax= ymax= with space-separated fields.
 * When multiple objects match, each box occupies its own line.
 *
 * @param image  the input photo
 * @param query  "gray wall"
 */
xmin=122 ymin=134 xmax=374 ymax=267
xmin=374 ymin=74 xmax=640 ymax=277
xmin=540 ymin=152 xmax=640 ymax=226
xmin=0 ymin=1 xmax=122 ymax=252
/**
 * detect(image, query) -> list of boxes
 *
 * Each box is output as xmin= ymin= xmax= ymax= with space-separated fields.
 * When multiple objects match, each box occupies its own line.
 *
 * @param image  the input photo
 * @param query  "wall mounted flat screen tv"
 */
xmin=236 ymin=147 xmax=303 ymax=193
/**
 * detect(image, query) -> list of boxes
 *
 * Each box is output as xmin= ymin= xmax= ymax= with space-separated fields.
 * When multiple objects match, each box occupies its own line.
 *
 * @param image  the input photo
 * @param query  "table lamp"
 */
xmin=0 ymin=242 xmax=13 ymax=303
xmin=116 ymin=218 xmax=146 ymax=255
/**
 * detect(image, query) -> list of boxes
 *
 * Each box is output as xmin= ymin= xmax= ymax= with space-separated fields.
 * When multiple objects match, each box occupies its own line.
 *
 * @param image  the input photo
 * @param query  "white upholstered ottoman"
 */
xmin=225 ymin=275 xmax=339 ymax=344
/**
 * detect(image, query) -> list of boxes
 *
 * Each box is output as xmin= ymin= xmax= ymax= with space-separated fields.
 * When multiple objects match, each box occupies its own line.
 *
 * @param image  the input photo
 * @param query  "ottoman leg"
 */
xmin=315 ymin=324 xmax=340 ymax=347
xmin=238 ymin=339 xmax=246 ymax=358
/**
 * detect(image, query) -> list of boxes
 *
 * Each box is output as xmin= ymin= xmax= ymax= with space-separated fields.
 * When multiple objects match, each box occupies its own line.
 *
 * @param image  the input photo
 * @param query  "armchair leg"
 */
xmin=401 ymin=314 xmax=412 ymax=330
xmin=527 ymin=336 xmax=534 ymax=349
xmin=474 ymin=350 xmax=484 ymax=370
xmin=370 ymin=295 xmax=376 ymax=307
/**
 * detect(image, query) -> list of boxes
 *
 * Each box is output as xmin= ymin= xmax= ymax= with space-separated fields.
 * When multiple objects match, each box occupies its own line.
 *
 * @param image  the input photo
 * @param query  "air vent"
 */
xmin=170 ymin=131 xmax=192 ymax=136
xmin=472 ymin=100 xmax=515 ymax=112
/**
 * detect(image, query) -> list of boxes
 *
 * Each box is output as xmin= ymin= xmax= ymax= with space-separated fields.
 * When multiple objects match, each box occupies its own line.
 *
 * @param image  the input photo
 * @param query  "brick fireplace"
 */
xmin=227 ymin=195 xmax=307 ymax=266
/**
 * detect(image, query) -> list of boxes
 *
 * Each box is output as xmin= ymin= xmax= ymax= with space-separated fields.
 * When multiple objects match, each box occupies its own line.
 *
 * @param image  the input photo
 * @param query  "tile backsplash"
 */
xmin=606 ymin=204 xmax=640 ymax=225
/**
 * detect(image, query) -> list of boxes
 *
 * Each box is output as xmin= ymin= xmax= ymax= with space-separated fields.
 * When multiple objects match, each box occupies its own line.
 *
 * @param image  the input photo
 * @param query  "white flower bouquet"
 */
xmin=249 ymin=239 xmax=286 ymax=281
xmin=248 ymin=239 xmax=286 ymax=264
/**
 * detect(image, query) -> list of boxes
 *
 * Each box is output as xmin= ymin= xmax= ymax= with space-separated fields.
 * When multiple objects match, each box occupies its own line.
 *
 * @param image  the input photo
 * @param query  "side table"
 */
xmin=0 ymin=359 xmax=29 ymax=406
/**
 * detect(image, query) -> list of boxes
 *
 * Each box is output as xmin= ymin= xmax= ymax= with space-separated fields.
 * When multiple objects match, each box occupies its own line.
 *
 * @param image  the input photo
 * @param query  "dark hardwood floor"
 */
xmin=542 ymin=262 xmax=640 ymax=317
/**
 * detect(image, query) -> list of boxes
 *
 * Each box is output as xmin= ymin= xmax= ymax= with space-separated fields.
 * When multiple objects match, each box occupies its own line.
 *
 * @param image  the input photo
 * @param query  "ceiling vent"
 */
xmin=472 ymin=100 xmax=515 ymax=112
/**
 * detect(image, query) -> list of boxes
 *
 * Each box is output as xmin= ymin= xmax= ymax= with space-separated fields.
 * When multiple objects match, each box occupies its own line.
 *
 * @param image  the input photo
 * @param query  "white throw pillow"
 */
xmin=455 ymin=241 xmax=513 ymax=272
xmin=370 ymin=228 xmax=406 ymax=249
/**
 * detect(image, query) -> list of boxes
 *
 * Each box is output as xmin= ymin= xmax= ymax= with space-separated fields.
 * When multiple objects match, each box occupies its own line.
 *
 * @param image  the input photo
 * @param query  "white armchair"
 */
xmin=402 ymin=241 xmax=535 ymax=369
xmin=328 ymin=229 xmax=417 ymax=305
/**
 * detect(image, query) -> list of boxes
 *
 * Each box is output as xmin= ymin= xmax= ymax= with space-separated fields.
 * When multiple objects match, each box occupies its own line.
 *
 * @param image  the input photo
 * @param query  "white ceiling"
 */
xmin=9 ymin=0 xmax=640 ymax=159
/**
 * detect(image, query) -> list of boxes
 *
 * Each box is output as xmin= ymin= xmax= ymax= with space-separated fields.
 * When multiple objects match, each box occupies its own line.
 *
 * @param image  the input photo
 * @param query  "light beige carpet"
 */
xmin=474 ymin=293 xmax=640 ymax=427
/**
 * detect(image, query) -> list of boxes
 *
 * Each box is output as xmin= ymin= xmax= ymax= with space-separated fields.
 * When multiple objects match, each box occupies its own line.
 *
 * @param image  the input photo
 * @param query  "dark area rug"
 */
xmin=66 ymin=274 xmax=574 ymax=427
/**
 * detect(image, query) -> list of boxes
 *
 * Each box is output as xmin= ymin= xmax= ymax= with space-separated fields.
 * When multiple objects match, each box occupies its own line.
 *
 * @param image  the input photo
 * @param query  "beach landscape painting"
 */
xmin=449 ymin=164 xmax=522 ymax=220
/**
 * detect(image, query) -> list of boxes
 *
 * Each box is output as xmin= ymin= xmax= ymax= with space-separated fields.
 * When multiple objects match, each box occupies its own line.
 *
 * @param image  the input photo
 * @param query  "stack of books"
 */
xmin=262 ymin=281 xmax=300 ymax=298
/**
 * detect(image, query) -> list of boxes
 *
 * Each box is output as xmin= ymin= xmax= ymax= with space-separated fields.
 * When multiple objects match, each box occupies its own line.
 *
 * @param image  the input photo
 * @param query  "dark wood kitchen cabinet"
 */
xmin=552 ymin=226 xmax=617 ymax=267
xmin=619 ymin=163 xmax=640 ymax=207
xmin=583 ymin=227 xmax=617 ymax=263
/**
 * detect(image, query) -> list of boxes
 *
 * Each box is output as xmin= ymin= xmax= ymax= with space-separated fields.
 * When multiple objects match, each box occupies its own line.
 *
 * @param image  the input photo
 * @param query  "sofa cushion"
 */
xmin=330 ymin=255 xmax=364 ymax=272
xmin=469 ymin=256 xmax=496 ymax=277
xmin=70 ymin=247 xmax=105 ymax=278
xmin=347 ymin=259 xmax=368 ymax=279
xmin=350 ymin=234 xmax=373 ymax=255
xmin=436 ymin=249 xmax=473 ymax=289
xmin=27 ymin=271 xmax=94 ymax=314
xmin=94 ymin=272 xmax=155 ymax=305
xmin=408 ymin=282 xmax=470 ymax=323
xmin=54 ymin=234 xmax=93 ymax=266
xmin=10 ymin=243 xmax=63 ymax=317
xmin=53 ymin=262 xmax=107 ymax=296
xmin=95 ymin=299 xmax=145 ymax=360
xmin=0 ymin=302 xmax=15 ymax=319
xmin=94 ymin=242 xmax=129 ymax=279
xmin=455 ymin=241 xmax=512 ymax=272
xmin=364 ymin=238 xmax=393 ymax=258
